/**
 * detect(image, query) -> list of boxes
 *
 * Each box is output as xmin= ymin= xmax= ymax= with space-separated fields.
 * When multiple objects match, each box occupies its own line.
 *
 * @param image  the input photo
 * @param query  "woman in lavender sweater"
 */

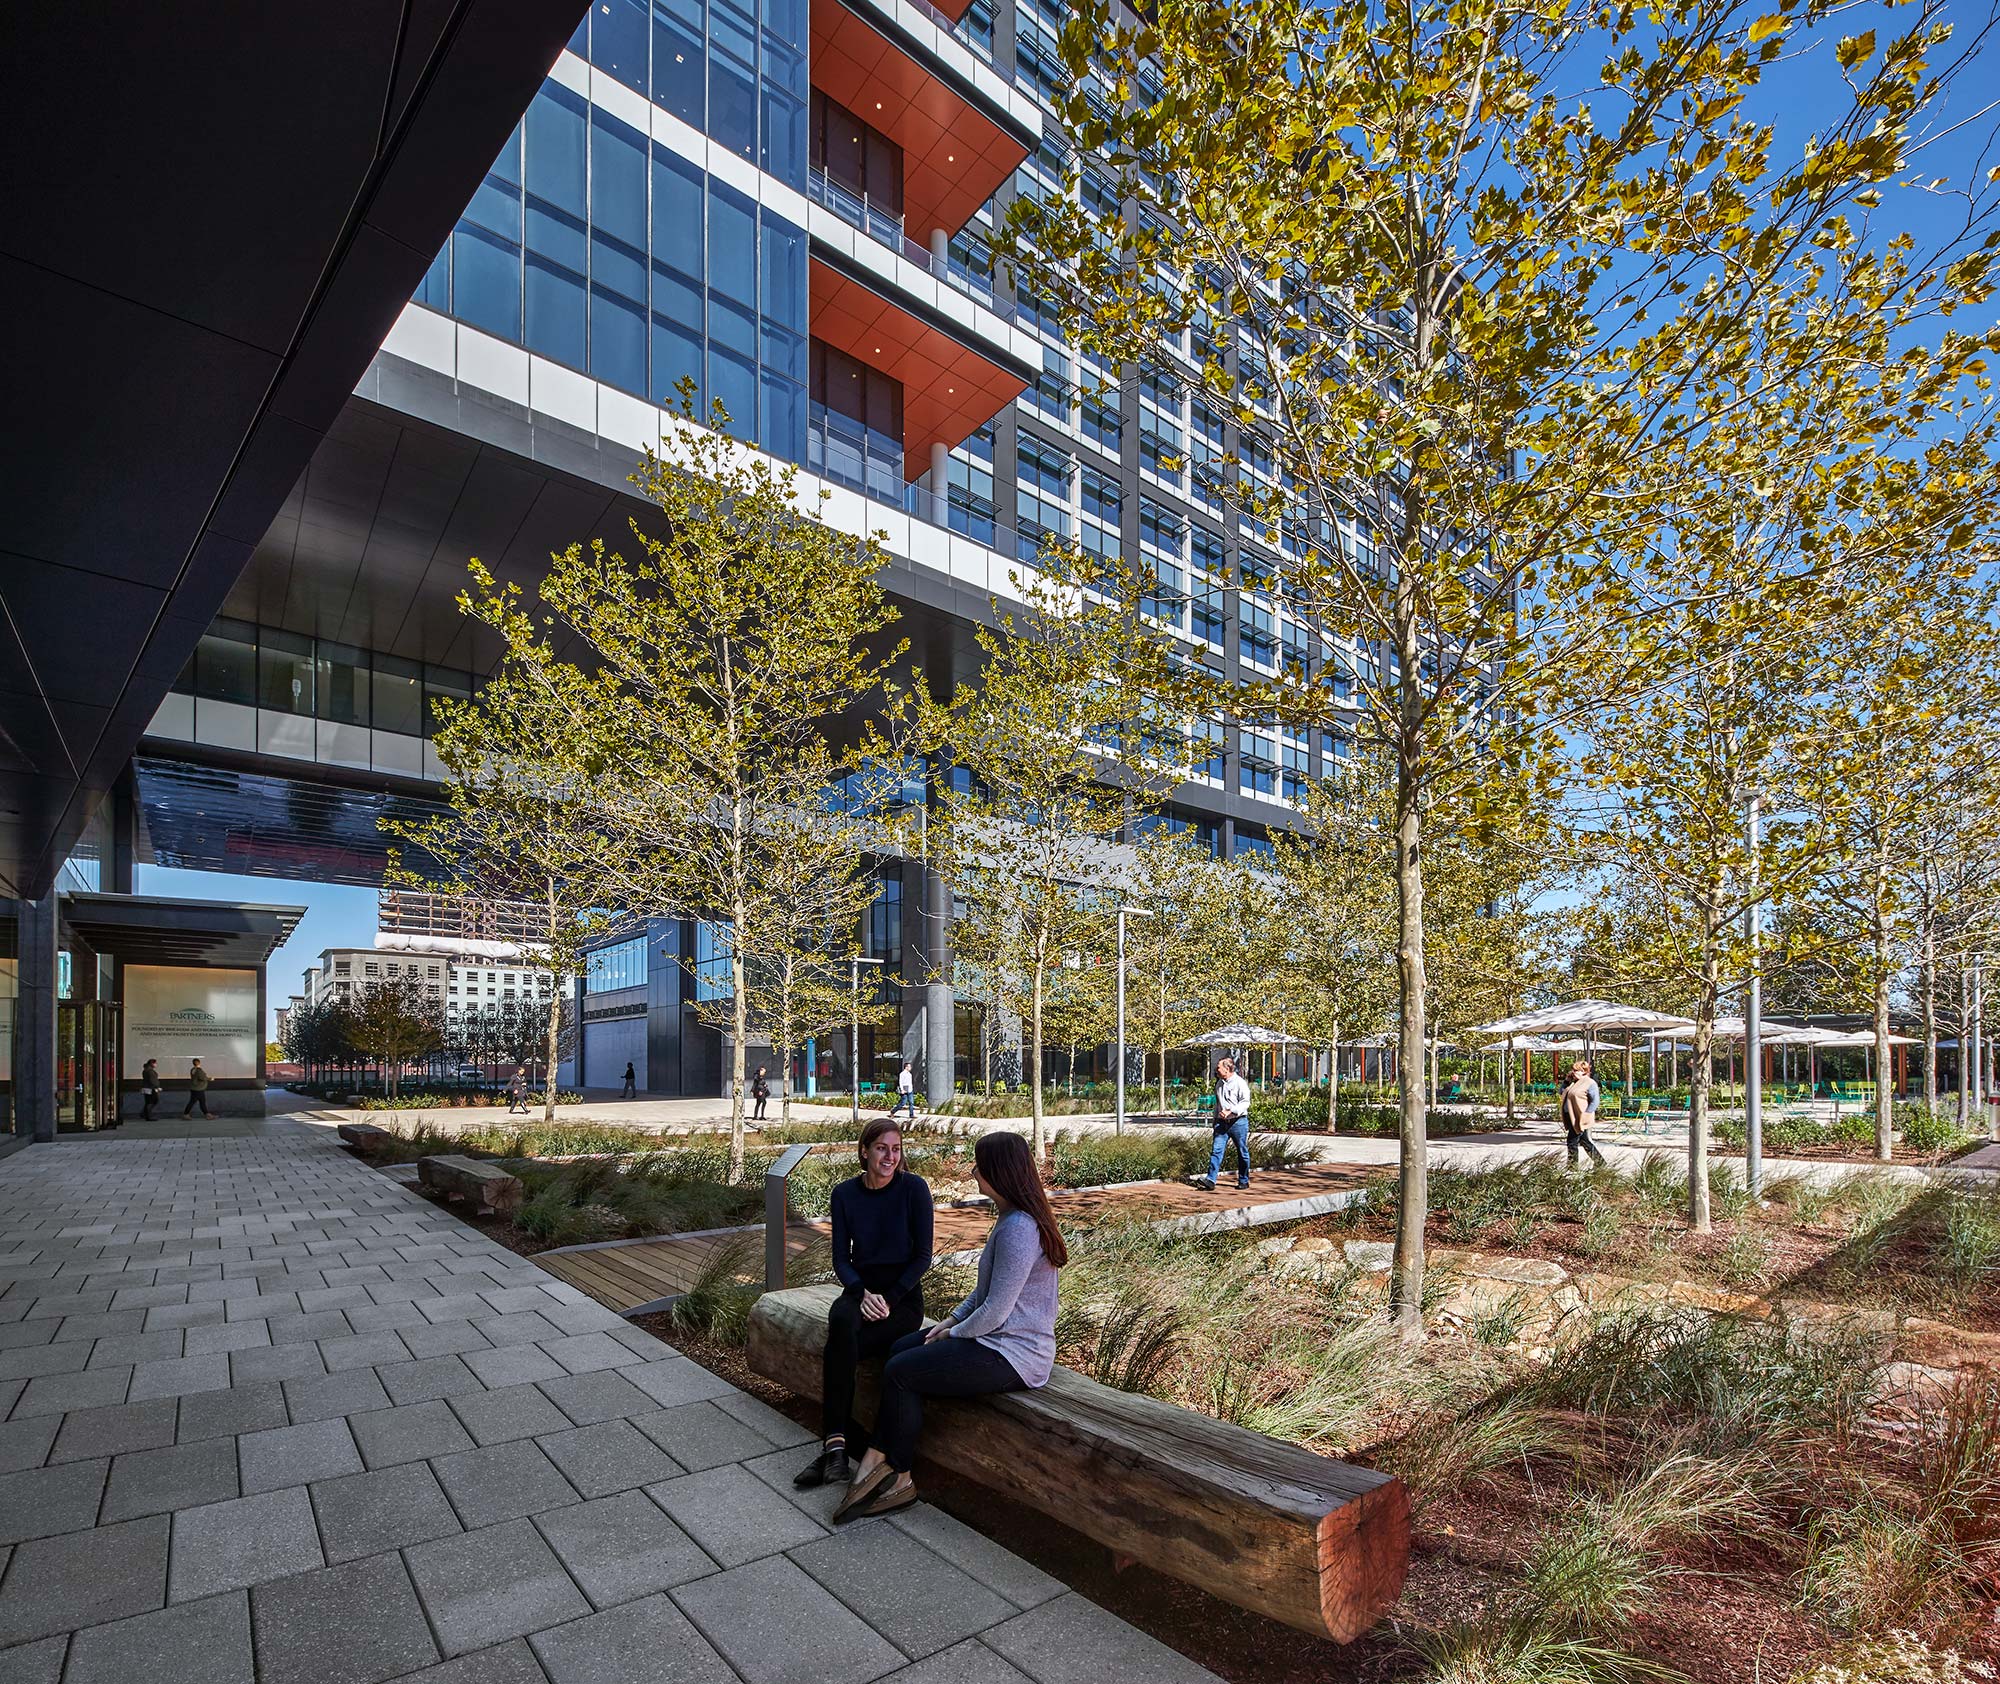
xmin=833 ymin=1130 xmax=1067 ymax=1523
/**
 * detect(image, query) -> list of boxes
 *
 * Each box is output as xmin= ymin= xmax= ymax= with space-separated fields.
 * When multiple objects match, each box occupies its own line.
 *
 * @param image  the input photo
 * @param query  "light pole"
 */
xmin=848 ymin=955 xmax=886 ymax=1131
xmin=1114 ymin=906 xmax=1154 ymax=1137
xmin=1745 ymin=795 xmax=1763 ymax=1198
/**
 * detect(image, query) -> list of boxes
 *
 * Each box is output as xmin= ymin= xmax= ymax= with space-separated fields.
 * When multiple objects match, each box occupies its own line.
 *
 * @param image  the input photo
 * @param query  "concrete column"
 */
xmin=929 ymin=228 xmax=950 ymax=266
xmin=13 ymin=895 xmax=58 ymax=1142
xmin=924 ymin=860 xmax=953 ymax=1106
xmin=928 ymin=441 xmax=950 ymax=525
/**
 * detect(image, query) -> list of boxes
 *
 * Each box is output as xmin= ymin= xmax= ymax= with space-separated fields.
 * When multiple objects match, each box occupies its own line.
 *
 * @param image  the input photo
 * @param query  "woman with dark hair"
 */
xmin=833 ymin=1130 xmax=1066 ymax=1523
xmin=793 ymin=1119 xmax=933 ymax=1491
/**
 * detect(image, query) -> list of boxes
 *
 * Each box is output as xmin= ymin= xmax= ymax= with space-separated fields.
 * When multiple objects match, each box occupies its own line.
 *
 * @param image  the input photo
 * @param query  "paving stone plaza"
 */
xmin=0 ymin=1120 xmax=1219 ymax=1683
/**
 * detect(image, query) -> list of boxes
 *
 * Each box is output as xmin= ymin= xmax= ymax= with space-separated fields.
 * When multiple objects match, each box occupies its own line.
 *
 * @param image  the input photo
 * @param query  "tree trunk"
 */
xmin=1504 ymin=1035 xmax=1516 ymax=1127
xmin=543 ymin=987 xmax=561 ymax=1123
xmin=1030 ymin=961 xmax=1047 ymax=1161
xmin=1873 ymin=958 xmax=1893 ymax=1162
xmin=1960 ymin=965 xmax=1971 ymax=1129
xmin=1687 ymin=973 xmax=1718 ymax=1233
xmin=728 ymin=940 xmax=748 ymax=1185
xmin=982 ymin=1007 xmax=993 ymax=1097
xmin=1922 ymin=924 xmax=1938 ymax=1116
xmin=1390 ymin=780 xmax=1428 ymax=1339
xmin=1327 ymin=1020 xmax=1340 ymax=1132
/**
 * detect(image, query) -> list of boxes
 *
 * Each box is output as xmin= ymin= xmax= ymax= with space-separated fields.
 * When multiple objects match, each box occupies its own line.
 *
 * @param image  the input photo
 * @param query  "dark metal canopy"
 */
xmin=0 ymin=0 xmax=588 ymax=900
xmin=63 ymin=894 xmax=305 ymax=968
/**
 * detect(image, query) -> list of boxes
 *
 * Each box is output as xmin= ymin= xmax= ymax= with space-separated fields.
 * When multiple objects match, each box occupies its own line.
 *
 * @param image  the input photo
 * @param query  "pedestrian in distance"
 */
xmin=1198 ymin=1055 xmax=1253 ymax=1190
xmin=183 ymin=1058 xmax=211 ymax=1118
xmin=1563 ymin=1058 xmax=1607 ymax=1169
xmin=833 ymin=1130 xmax=1064 ymax=1523
xmin=139 ymin=1058 xmax=161 ymax=1122
xmin=795 ymin=1118 xmax=934 ymax=1493
xmin=506 ymin=1070 xmax=530 ymax=1115
xmin=620 ymin=1061 xmax=636 ymax=1100
xmin=752 ymin=1065 xmax=771 ymax=1122
xmin=890 ymin=1060 xmax=918 ymax=1122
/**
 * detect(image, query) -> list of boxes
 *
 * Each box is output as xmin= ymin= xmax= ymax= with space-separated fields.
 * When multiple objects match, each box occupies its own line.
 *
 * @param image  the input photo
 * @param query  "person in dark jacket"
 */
xmin=752 ymin=1065 xmax=771 ymax=1122
xmin=183 ymin=1059 xmax=211 ymax=1118
xmin=794 ymin=1118 xmax=934 ymax=1490
xmin=139 ymin=1059 xmax=162 ymax=1121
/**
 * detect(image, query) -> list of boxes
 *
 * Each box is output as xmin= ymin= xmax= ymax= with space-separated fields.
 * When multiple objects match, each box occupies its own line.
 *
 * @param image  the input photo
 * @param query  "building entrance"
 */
xmin=56 ymin=1001 xmax=120 ymax=1131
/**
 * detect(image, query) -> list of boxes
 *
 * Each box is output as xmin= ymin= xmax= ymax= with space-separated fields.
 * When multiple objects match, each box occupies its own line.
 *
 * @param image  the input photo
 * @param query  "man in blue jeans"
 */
xmin=1198 ymin=1055 xmax=1252 ymax=1190
xmin=890 ymin=1061 xmax=919 ymax=1122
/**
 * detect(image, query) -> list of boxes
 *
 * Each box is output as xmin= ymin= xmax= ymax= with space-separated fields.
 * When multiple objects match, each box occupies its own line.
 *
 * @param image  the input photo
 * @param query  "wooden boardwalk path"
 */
xmin=536 ymin=1161 xmax=1375 ymax=1316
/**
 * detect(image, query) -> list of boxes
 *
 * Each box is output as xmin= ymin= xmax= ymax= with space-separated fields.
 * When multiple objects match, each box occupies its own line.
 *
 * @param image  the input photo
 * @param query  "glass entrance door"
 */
xmin=55 ymin=1002 xmax=121 ymax=1131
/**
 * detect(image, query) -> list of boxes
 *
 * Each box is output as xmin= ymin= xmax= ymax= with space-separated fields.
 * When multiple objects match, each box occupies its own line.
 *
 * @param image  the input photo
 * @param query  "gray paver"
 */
xmin=877 ymin=1640 xmax=1037 ymax=1684
xmin=239 ymin=1416 xmax=364 ymax=1493
xmin=182 ymin=1320 xmax=271 ymax=1356
xmin=251 ymin=1552 xmax=442 ymax=1684
xmin=0 ymin=1457 xmax=106 ymax=1544
xmin=86 ymin=1329 xmax=186 ymax=1369
xmin=791 ymin=1522 xmax=1022 ymax=1658
xmin=641 ymin=1401 xmax=786 ymax=1471
xmin=0 ymin=1415 xmax=59 ymax=1474
xmin=175 ymin=1380 xmax=286 ymax=1442
xmin=459 ymin=1343 xmax=567 ymax=1391
xmin=535 ymin=1371 xmax=656 ymax=1427
xmin=646 ymin=1464 xmax=827 ymax=1568
xmin=533 ymin=1490 xmax=716 ymax=1606
xmin=284 ymin=1365 xmax=393 ymax=1424
xmin=0 ymin=1339 xmax=91 ymax=1380
xmin=468 ymin=1311 xmax=562 ymax=1348
xmin=383 ymin=1639 xmax=549 ymax=1683
xmin=449 ymin=1384 xmax=575 ymax=1447
xmin=0 ymin=1515 xmax=168 ymax=1644
xmin=531 ymin=1594 xmax=735 ymax=1684
xmin=0 ymin=1635 xmax=65 ymax=1684
xmin=536 ymin=1334 xmax=640 ymax=1376
xmin=430 ymin=1438 xmax=580 ymax=1529
xmin=399 ymin=1322 xmax=491 ymax=1360
xmin=229 ymin=1342 xmax=327 ymax=1386
xmin=618 ymin=1356 xmax=736 ymax=1408
xmin=10 ymin=1366 xmax=130 ymax=1417
xmin=405 ymin=1519 xmax=592 ymax=1657
xmin=311 ymin=1463 xmax=464 ymax=1563
xmin=534 ymin=1420 xmax=679 ymax=1498
xmin=169 ymin=1486 xmax=325 ymax=1601
xmin=981 ymin=1594 xmax=1221 ymax=1684
xmin=314 ymin=1330 xmax=413 ymax=1372
xmin=887 ymin=1505 xmax=1066 ymax=1612
xmin=672 ymin=1555 xmax=903 ymax=1684
xmin=62 ymin=1590 xmax=253 ymax=1684
xmin=380 ymin=1354 xmax=484 ymax=1405
xmin=100 ymin=1437 xmax=240 ymax=1522
xmin=711 ymin=1390 xmax=817 ymax=1447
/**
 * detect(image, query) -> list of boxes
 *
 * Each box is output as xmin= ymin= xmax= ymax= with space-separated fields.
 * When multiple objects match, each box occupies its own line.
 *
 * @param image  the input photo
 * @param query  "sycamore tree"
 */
xmin=1006 ymin=0 xmax=1980 ymax=1326
xmin=1802 ymin=587 xmax=2000 ymax=1157
xmin=924 ymin=557 xmax=1185 ymax=1161
xmin=1122 ymin=827 xmax=1249 ymax=1113
xmin=346 ymin=975 xmax=446 ymax=1098
xmin=1263 ymin=778 xmax=1398 ymax=1128
xmin=382 ymin=623 xmax=617 ymax=1121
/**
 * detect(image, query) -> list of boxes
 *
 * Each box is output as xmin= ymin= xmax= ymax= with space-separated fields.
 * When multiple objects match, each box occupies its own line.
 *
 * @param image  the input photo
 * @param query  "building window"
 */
xmin=809 ymin=338 xmax=903 ymax=500
xmin=694 ymin=920 xmax=733 ymax=1001
xmin=585 ymin=937 xmax=648 ymax=994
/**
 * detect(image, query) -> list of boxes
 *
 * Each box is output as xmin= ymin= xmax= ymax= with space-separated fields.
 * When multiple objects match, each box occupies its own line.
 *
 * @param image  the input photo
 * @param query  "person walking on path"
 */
xmin=795 ymin=1119 xmax=934 ymax=1492
xmin=890 ymin=1060 xmax=918 ymax=1122
xmin=506 ymin=1070 xmax=530 ymax=1115
xmin=1198 ymin=1056 xmax=1253 ymax=1190
xmin=752 ymin=1065 xmax=771 ymax=1122
xmin=139 ymin=1059 xmax=161 ymax=1122
xmin=834 ymin=1130 xmax=1064 ymax=1523
xmin=183 ymin=1058 xmax=211 ymax=1118
xmin=620 ymin=1062 xmax=636 ymax=1100
xmin=1564 ymin=1059 xmax=1607 ymax=1168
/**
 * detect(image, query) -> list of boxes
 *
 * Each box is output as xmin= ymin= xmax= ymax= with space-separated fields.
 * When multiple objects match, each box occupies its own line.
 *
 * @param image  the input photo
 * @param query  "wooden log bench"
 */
xmin=336 ymin=1122 xmax=395 ymax=1151
xmin=747 ymin=1283 xmax=1409 ymax=1643
xmin=417 ymin=1154 xmax=524 ymax=1216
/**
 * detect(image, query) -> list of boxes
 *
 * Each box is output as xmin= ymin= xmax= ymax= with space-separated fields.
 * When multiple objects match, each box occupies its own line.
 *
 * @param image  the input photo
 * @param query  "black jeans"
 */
xmin=142 ymin=1089 xmax=160 ymax=1121
xmin=822 ymin=1285 xmax=924 ymax=1443
xmin=183 ymin=1093 xmax=209 ymax=1117
xmin=753 ymin=1092 xmax=768 ymax=1120
xmin=1567 ymin=1124 xmax=1606 ymax=1166
xmin=876 ymin=1327 xmax=1026 ymax=1472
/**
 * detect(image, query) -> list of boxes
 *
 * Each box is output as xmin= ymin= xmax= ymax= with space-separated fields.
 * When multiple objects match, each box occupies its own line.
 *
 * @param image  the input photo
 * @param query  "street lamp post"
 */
xmin=1114 ymin=906 xmax=1155 ymax=1137
xmin=848 ymin=955 xmax=886 ymax=1132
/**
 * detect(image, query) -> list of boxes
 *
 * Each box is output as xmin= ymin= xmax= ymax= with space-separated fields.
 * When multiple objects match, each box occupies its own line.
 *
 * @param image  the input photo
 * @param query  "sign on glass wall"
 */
xmin=123 ymin=966 xmax=261 ymax=1080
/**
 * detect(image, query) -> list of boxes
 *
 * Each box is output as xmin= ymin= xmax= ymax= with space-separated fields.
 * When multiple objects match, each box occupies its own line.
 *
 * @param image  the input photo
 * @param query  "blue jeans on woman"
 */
xmin=1206 ymin=1117 xmax=1250 ymax=1188
xmin=875 ymin=1328 xmax=1025 ymax=1472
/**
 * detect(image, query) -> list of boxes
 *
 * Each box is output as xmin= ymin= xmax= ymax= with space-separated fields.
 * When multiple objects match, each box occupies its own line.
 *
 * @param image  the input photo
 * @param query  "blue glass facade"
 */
xmin=416 ymin=69 xmax=808 ymax=461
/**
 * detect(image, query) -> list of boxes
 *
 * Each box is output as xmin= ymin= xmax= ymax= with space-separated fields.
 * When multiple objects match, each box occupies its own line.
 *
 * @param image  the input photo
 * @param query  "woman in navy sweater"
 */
xmin=794 ymin=1118 xmax=934 ymax=1490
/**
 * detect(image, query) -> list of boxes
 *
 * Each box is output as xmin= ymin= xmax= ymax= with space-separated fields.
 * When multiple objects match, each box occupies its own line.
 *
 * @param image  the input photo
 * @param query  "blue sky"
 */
xmin=135 ymin=866 xmax=381 ymax=1038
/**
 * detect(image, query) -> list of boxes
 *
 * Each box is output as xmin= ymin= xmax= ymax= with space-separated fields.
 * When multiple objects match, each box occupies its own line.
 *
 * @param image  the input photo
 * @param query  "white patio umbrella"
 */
xmin=1471 ymin=1000 xmax=1697 ymax=1096
xmin=1184 ymin=1024 xmax=1291 ymax=1046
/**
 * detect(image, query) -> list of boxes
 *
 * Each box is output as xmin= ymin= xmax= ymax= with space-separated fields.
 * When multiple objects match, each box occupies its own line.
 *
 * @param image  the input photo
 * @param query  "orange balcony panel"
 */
xmin=811 ymin=259 xmax=1028 ymax=474
xmin=813 ymin=0 xmax=1030 ymax=241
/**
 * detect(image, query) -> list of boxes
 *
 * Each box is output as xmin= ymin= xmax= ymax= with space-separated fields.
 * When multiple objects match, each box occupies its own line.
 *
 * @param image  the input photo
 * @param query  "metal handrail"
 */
xmin=762 ymin=1141 xmax=817 ymax=1292
xmin=807 ymin=167 xmax=1012 ymax=321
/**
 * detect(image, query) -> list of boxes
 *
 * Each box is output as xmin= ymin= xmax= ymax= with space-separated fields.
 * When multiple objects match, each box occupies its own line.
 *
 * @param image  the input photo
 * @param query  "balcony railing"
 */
xmin=808 ymin=167 xmax=1014 ymax=322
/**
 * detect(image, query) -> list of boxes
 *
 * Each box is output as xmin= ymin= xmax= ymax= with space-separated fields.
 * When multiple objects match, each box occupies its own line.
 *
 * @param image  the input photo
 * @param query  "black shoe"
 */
xmin=1237 ymin=1180 xmax=1250 ymax=1190
xmin=794 ymin=1445 xmax=850 ymax=1489
xmin=1196 ymin=1178 xmax=1217 ymax=1191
